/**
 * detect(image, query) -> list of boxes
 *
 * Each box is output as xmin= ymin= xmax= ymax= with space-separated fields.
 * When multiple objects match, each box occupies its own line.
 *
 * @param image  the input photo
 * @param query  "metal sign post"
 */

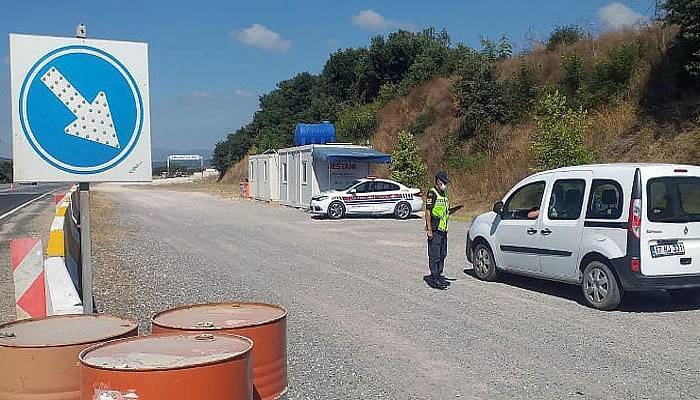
xmin=75 ymin=26 xmax=93 ymax=315
xmin=79 ymin=182 xmax=93 ymax=314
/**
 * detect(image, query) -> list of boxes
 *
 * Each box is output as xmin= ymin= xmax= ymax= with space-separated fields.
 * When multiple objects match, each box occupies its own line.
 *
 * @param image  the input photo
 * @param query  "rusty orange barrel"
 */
xmin=0 ymin=314 xmax=138 ymax=400
xmin=151 ymin=302 xmax=287 ymax=400
xmin=79 ymin=333 xmax=253 ymax=400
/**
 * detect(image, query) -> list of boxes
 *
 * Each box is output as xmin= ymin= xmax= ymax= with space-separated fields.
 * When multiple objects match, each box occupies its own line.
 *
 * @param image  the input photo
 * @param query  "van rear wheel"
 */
xmin=581 ymin=261 xmax=621 ymax=311
xmin=668 ymin=288 xmax=700 ymax=304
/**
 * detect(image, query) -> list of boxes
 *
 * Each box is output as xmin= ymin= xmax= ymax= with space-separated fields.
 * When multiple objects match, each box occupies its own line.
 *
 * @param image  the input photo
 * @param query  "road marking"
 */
xmin=0 ymin=192 xmax=53 ymax=221
xmin=41 ymin=66 xmax=120 ymax=148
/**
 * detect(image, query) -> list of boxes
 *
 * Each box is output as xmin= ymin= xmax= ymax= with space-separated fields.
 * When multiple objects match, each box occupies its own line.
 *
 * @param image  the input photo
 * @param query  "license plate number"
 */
xmin=650 ymin=242 xmax=685 ymax=258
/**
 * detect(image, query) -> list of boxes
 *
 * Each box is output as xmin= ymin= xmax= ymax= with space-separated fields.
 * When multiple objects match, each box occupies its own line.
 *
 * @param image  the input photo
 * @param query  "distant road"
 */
xmin=0 ymin=183 xmax=70 ymax=219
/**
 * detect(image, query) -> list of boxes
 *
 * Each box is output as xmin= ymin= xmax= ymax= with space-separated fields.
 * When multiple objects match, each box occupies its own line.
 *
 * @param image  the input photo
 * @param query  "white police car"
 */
xmin=310 ymin=177 xmax=423 ymax=220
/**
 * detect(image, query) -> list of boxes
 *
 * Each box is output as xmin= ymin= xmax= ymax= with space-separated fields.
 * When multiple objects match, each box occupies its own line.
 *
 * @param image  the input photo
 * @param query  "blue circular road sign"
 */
xmin=19 ymin=45 xmax=144 ymax=174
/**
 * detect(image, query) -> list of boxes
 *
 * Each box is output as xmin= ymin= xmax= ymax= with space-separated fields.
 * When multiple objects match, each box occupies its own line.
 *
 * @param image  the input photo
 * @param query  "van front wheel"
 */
xmin=581 ymin=261 xmax=621 ymax=311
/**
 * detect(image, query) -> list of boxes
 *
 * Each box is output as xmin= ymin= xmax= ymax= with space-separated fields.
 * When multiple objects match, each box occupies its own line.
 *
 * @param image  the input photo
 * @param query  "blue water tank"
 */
xmin=294 ymin=122 xmax=336 ymax=146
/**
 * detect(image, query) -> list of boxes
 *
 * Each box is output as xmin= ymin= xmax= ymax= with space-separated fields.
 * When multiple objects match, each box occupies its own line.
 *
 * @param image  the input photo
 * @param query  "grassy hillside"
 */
xmin=221 ymin=21 xmax=699 ymax=219
xmin=369 ymin=24 xmax=700 ymax=215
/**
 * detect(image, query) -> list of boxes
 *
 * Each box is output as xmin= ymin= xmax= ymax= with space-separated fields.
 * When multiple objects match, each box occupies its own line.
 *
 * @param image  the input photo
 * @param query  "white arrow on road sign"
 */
xmin=40 ymin=66 xmax=120 ymax=148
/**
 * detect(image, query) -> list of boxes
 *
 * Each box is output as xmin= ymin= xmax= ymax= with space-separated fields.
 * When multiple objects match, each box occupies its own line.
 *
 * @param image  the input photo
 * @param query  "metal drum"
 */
xmin=79 ymin=333 xmax=253 ymax=400
xmin=0 ymin=314 xmax=138 ymax=400
xmin=151 ymin=302 xmax=287 ymax=400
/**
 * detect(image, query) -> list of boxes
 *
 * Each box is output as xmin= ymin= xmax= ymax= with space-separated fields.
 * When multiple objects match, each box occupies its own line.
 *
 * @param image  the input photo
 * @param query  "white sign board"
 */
xmin=169 ymin=154 xmax=201 ymax=161
xmin=10 ymin=34 xmax=152 ymax=182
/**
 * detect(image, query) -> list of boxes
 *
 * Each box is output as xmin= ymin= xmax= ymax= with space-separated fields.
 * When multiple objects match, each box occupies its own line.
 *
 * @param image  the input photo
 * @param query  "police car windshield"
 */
xmin=340 ymin=180 xmax=361 ymax=192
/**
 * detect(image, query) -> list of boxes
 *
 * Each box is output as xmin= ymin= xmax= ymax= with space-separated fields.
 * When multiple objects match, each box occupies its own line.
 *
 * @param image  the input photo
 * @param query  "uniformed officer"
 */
xmin=425 ymin=171 xmax=451 ymax=288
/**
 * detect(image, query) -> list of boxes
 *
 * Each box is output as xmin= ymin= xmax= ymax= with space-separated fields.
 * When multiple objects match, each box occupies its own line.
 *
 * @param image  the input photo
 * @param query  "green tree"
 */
xmin=589 ymin=43 xmax=640 ymax=105
xmin=497 ymin=34 xmax=513 ymax=59
xmin=546 ymin=24 xmax=587 ymax=51
xmin=662 ymin=0 xmax=700 ymax=75
xmin=335 ymin=103 xmax=380 ymax=143
xmin=532 ymin=91 xmax=592 ymax=170
xmin=390 ymin=130 xmax=428 ymax=188
xmin=0 ymin=160 xmax=12 ymax=183
xmin=506 ymin=62 xmax=538 ymax=121
xmin=453 ymin=53 xmax=510 ymax=147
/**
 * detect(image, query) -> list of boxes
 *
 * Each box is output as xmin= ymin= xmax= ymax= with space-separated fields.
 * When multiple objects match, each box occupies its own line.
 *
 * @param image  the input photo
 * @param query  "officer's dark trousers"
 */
xmin=428 ymin=230 xmax=447 ymax=277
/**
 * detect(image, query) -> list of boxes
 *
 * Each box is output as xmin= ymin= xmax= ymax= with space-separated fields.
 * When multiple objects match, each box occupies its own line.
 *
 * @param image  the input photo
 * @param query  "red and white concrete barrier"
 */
xmin=9 ymin=238 xmax=46 ymax=319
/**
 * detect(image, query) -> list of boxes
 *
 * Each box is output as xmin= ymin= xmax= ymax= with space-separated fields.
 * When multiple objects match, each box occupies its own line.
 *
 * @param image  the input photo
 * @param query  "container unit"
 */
xmin=0 ymin=314 xmax=138 ymax=400
xmin=79 ymin=333 xmax=253 ymax=400
xmin=277 ymin=144 xmax=391 ymax=208
xmin=248 ymin=150 xmax=280 ymax=202
xmin=151 ymin=302 xmax=287 ymax=400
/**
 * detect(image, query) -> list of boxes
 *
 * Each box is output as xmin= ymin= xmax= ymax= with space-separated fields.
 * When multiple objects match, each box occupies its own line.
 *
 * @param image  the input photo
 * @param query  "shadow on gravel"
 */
xmin=310 ymin=214 xmax=422 ymax=221
xmin=463 ymin=268 xmax=700 ymax=313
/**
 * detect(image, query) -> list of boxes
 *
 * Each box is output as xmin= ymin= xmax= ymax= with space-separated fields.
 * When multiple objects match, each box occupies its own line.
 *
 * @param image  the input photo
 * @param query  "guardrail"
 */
xmin=44 ymin=186 xmax=83 ymax=315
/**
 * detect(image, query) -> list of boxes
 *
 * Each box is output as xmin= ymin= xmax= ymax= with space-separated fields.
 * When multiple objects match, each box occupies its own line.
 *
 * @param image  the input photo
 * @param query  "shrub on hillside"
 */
xmin=560 ymin=53 xmax=594 ymax=108
xmin=546 ymin=24 xmax=588 ymax=51
xmin=506 ymin=62 xmax=538 ymax=121
xmin=0 ymin=161 xmax=12 ymax=183
xmin=390 ymin=130 xmax=428 ymax=189
xmin=408 ymin=107 xmax=437 ymax=136
xmin=442 ymin=134 xmax=484 ymax=172
xmin=532 ymin=90 xmax=592 ymax=170
xmin=335 ymin=103 xmax=380 ymax=144
xmin=662 ymin=0 xmax=700 ymax=75
xmin=589 ymin=43 xmax=641 ymax=105
xmin=454 ymin=54 xmax=510 ymax=146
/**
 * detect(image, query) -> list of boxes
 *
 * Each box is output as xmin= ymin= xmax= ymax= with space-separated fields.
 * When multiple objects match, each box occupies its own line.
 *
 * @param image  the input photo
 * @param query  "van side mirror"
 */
xmin=349 ymin=189 xmax=357 ymax=195
xmin=493 ymin=201 xmax=504 ymax=215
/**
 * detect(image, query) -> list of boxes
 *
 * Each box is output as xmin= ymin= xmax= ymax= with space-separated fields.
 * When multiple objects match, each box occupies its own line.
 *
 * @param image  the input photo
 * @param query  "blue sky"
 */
xmin=0 ymin=0 xmax=655 ymax=159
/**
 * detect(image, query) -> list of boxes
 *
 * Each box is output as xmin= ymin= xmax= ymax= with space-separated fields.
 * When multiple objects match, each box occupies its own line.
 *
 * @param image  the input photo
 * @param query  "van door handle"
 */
xmin=541 ymin=228 xmax=552 ymax=236
xmin=527 ymin=228 xmax=538 ymax=235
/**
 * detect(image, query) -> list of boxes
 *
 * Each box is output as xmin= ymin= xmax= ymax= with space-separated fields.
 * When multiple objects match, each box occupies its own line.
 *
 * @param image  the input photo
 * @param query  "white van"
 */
xmin=466 ymin=164 xmax=700 ymax=310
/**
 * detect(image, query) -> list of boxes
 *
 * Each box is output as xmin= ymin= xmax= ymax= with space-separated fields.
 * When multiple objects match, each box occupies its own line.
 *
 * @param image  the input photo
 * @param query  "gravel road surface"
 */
xmin=92 ymin=184 xmax=699 ymax=400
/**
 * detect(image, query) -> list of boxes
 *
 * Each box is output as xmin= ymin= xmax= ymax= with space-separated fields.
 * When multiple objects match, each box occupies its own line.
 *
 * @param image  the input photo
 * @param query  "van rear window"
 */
xmin=647 ymin=177 xmax=700 ymax=223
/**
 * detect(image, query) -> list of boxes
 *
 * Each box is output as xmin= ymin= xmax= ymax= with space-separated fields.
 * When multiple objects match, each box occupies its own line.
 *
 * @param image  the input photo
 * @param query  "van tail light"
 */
xmin=414 ymin=190 xmax=422 ymax=198
xmin=631 ymin=257 xmax=641 ymax=272
xmin=628 ymin=198 xmax=642 ymax=238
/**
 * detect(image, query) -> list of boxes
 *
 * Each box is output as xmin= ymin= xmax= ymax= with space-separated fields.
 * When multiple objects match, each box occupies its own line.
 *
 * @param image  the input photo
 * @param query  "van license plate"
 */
xmin=650 ymin=242 xmax=685 ymax=258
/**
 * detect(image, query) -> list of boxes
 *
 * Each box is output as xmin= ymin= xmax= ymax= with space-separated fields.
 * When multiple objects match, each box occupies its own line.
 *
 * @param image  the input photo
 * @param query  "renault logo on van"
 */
xmin=684 ymin=226 xmax=689 ymax=235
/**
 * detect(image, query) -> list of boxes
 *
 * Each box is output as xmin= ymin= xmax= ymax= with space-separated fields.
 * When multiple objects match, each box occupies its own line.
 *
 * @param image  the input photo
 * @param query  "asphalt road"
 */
xmin=0 ymin=190 xmax=58 ymax=324
xmin=0 ymin=183 xmax=68 ymax=218
xmin=93 ymin=184 xmax=700 ymax=400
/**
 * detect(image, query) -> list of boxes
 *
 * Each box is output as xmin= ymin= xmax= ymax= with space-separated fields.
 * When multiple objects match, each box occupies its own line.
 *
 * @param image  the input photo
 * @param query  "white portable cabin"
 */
xmin=248 ymin=150 xmax=280 ymax=201
xmin=277 ymin=144 xmax=392 ymax=208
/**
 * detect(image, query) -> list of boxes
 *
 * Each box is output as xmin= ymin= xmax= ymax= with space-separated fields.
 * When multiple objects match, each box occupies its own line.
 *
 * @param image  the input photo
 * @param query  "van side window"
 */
xmin=586 ymin=180 xmax=623 ymax=220
xmin=548 ymin=179 xmax=586 ymax=220
xmin=503 ymin=181 xmax=546 ymax=220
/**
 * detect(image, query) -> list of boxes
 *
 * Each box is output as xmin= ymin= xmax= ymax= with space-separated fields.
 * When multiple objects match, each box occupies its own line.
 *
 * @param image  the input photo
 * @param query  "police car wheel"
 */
xmin=394 ymin=202 xmax=412 ymax=220
xmin=327 ymin=201 xmax=346 ymax=220
xmin=473 ymin=243 xmax=499 ymax=282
